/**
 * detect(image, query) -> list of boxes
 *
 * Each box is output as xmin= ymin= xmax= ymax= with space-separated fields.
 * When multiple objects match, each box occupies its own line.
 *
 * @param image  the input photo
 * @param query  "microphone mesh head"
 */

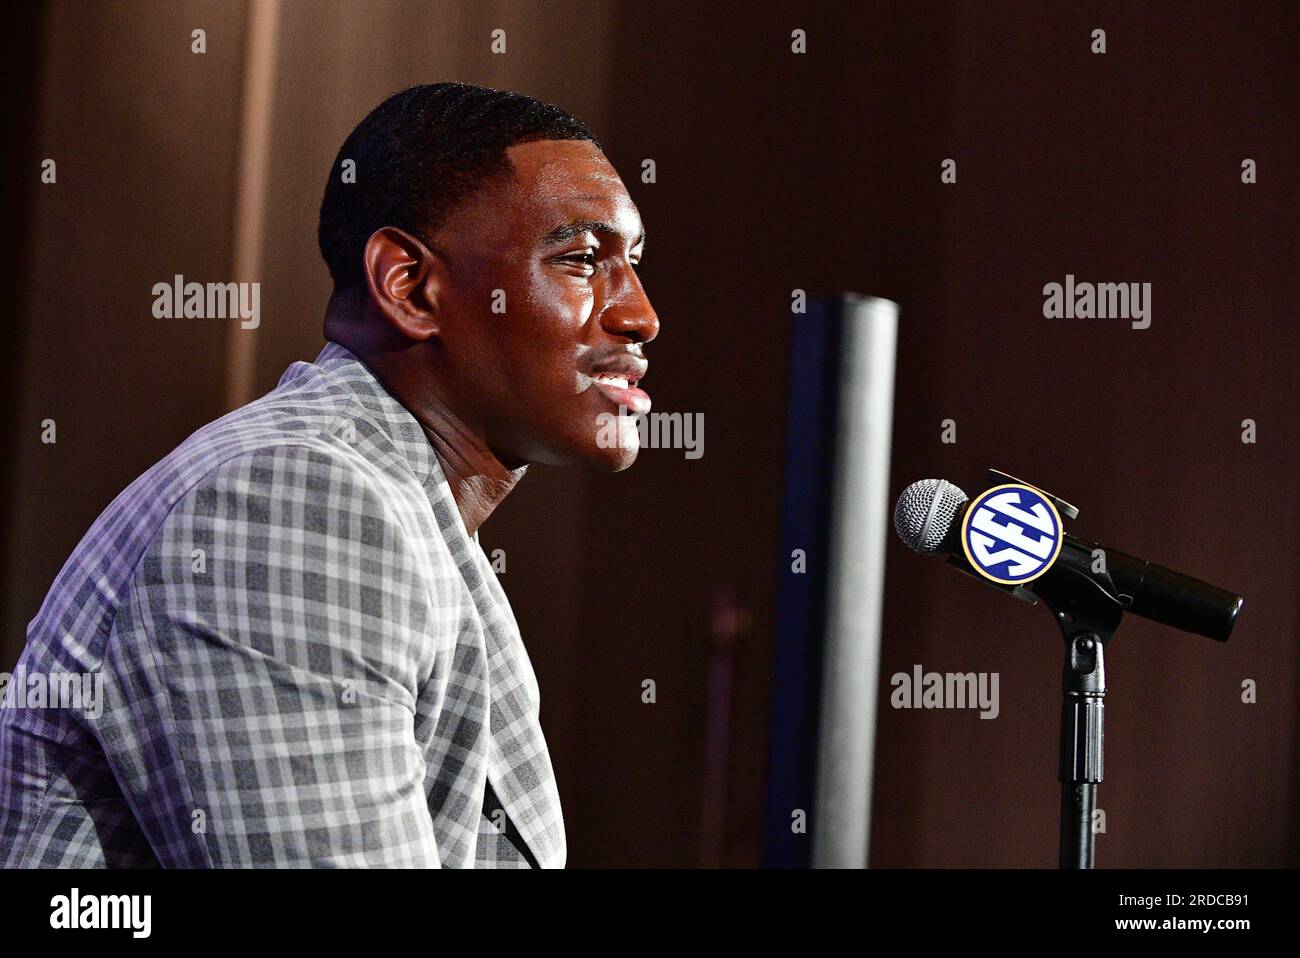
xmin=894 ymin=479 xmax=969 ymax=554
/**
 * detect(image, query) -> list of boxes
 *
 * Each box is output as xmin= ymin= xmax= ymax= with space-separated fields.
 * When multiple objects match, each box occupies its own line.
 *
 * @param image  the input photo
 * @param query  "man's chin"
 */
xmin=587 ymin=441 xmax=639 ymax=473
xmin=580 ymin=406 xmax=642 ymax=471
xmin=521 ymin=435 xmax=639 ymax=471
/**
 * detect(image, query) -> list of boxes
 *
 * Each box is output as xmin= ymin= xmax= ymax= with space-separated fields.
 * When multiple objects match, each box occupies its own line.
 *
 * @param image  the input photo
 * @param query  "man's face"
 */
xmin=426 ymin=139 xmax=659 ymax=472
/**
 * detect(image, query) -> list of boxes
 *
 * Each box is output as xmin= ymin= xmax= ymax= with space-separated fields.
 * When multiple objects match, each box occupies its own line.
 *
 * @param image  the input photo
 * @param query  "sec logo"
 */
xmin=960 ymin=483 xmax=1064 ymax=584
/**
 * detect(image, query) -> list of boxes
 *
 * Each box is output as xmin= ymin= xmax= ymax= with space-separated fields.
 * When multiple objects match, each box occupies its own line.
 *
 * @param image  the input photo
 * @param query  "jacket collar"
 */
xmin=299 ymin=340 xmax=566 ymax=868
xmin=307 ymin=340 xmax=441 ymax=497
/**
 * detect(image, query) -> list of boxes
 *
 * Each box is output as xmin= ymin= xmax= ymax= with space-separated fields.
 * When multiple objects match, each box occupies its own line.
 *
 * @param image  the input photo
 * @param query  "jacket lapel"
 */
xmin=313 ymin=341 xmax=566 ymax=868
xmin=421 ymin=464 xmax=567 ymax=869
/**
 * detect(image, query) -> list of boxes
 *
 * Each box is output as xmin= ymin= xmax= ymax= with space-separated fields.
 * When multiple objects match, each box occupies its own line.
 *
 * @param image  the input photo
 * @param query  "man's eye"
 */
xmin=560 ymin=252 xmax=641 ymax=272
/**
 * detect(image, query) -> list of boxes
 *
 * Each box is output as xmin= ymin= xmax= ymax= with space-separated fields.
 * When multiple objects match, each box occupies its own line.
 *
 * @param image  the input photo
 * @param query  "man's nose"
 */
xmin=599 ymin=269 xmax=660 ymax=344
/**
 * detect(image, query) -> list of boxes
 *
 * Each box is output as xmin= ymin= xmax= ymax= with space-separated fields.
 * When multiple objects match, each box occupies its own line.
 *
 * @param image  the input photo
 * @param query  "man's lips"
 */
xmin=591 ymin=376 xmax=651 ymax=415
xmin=588 ymin=356 xmax=651 ymax=415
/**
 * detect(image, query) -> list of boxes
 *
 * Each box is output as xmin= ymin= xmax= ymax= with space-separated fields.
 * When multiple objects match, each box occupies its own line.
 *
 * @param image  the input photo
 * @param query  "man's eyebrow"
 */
xmin=540 ymin=219 xmax=646 ymax=251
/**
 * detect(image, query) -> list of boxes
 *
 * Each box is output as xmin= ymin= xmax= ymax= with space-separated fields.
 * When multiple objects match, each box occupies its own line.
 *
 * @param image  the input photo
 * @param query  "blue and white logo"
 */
xmin=960 ymin=483 xmax=1064 ymax=584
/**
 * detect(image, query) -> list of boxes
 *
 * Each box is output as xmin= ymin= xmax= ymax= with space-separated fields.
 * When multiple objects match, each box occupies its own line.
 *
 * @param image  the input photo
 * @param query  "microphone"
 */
xmin=893 ymin=478 xmax=1244 ymax=642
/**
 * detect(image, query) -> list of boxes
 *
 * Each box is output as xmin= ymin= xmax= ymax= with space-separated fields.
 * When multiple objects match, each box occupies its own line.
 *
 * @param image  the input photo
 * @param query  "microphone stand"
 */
xmin=1032 ymin=552 xmax=1123 ymax=870
xmin=949 ymin=470 xmax=1122 ymax=868
xmin=941 ymin=469 xmax=1238 ymax=868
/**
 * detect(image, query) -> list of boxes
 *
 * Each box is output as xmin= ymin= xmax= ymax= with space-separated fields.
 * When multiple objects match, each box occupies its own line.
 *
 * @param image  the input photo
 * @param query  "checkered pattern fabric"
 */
xmin=0 ymin=341 xmax=565 ymax=867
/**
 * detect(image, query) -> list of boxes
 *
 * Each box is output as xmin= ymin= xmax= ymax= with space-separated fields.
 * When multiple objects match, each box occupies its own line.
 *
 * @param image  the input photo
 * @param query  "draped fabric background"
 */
xmin=2 ymin=0 xmax=1294 ymax=867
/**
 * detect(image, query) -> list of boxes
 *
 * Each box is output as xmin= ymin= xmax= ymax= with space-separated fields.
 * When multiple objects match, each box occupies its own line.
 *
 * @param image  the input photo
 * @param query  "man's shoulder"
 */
xmin=145 ymin=360 xmax=456 ymax=580
xmin=167 ymin=361 xmax=356 ymax=482
xmin=24 ymin=348 xmax=461 ymax=682
xmin=40 ymin=352 xmax=432 ymax=601
xmin=23 ymin=361 xmax=373 ymax=655
xmin=149 ymin=372 xmax=435 ymax=542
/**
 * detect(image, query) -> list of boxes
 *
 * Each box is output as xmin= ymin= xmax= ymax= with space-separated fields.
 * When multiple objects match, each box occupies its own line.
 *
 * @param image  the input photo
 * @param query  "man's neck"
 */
xmin=323 ymin=297 xmax=525 ymax=537
xmin=415 ymin=415 xmax=527 ymax=538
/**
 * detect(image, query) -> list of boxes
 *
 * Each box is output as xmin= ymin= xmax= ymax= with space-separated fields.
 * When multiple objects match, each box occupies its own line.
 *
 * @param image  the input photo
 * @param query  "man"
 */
xmin=0 ymin=82 xmax=658 ymax=867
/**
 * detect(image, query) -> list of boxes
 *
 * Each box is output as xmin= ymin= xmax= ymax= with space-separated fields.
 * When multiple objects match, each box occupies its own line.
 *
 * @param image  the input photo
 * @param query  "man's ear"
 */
xmin=362 ymin=226 xmax=443 ymax=341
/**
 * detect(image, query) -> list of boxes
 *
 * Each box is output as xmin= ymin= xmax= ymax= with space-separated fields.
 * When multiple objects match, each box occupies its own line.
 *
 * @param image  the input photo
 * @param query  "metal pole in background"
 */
xmin=812 ymin=296 xmax=898 ymax=868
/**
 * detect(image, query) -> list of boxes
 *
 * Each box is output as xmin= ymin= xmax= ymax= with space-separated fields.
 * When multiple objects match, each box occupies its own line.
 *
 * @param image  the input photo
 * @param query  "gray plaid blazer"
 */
xmin=0 ymin=341 xmax=565 ymax=867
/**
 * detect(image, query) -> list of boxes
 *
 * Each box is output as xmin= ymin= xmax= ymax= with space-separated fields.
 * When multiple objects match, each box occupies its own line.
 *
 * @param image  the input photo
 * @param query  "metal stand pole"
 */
xmin=1059 ymin=632 xmax=1106 ymax=868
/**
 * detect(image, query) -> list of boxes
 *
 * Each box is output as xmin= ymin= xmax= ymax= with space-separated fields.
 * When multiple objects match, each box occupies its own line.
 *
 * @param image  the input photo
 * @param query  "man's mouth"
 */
xmin=590 ymin=369 xmax=651 ymax=415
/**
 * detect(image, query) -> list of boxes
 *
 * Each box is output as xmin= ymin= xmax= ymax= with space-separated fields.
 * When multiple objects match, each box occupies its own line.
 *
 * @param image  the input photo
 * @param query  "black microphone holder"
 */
xmin=958 ymin=469 xmax=1232 ymax=869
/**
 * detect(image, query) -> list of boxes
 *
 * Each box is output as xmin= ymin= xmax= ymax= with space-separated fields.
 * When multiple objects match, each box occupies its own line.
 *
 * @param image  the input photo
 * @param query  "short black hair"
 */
xmin=318 ymin=82 xmax=602 ymax=290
